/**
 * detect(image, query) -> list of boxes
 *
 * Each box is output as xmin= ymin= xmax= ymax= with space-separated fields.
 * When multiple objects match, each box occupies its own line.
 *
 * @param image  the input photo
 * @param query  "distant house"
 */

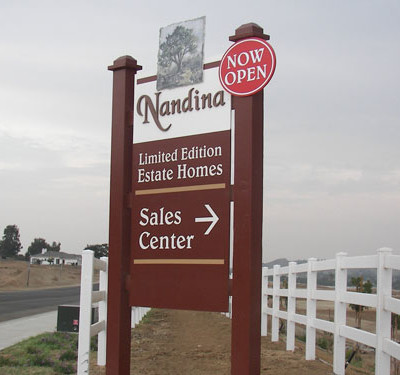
xmin=30 ymin=250 xmax=82 ymax=266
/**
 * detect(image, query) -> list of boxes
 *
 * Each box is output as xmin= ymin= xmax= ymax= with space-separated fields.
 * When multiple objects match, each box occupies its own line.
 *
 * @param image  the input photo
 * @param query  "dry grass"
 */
xmin=0 ymin=259 xmax=86 ymax=290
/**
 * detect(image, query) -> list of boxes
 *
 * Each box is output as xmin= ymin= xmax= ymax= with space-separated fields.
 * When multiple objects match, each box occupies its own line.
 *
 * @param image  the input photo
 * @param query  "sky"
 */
xmin=0 ymin=0 xmax=399 ymax=261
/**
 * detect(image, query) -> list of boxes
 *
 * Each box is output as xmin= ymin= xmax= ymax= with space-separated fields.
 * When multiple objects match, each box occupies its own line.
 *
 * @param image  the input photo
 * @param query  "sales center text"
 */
xmin=137 ymin=145 xmax=223 ymax=251
xmin=138 ymin=207 xmax=194 ymax=251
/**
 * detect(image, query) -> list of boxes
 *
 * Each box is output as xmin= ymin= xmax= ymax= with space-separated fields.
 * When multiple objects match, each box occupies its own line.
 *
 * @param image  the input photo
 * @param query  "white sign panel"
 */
xmin=134 ymin=67 xmax=231 ymax=144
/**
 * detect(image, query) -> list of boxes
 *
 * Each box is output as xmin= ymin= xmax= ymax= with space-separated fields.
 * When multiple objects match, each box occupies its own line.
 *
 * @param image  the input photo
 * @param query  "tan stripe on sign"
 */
xmin=135 ymin=183 xmax=226 ymax=196
xmin=133 ymin=259 xmax=225 ymax=265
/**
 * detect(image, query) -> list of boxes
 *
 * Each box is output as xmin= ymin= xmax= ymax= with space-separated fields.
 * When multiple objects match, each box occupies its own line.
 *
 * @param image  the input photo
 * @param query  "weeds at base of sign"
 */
xmin=137 ymin=308 xmax=156 ymax=325
xmin=0 ymin=332 xmax=98 ymax=374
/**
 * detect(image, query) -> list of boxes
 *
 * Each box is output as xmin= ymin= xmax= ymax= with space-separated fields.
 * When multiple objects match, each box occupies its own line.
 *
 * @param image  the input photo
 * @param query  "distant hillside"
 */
xmin=263 ymin=258 xmax=400 ymax=289
xmin=262 ymin=258 xmax=290 ymax=269
xmin=262 ymin=258 xmax=306 ymax=269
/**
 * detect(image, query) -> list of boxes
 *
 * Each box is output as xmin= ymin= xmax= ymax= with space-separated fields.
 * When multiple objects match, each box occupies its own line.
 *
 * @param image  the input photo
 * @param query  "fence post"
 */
xmin=287 ymin=261 xmax=297 ymax=351
xmin=138 ymin=308 xmax=143 ymax=322
xmin=376 ymin=247 xmax=392 ymax=375
xmin=333 ymin=252 xmax=347 ymax=375
xmin=271 ymin=264 xmax=280 ymax=342
xmin=131 ymin=308 xmax=137 ymax=328
xmin=261 ymin=267 xmax=268 ymax=336
xmin=78 ymin=250 xmax=94 ymax=375
xmin=306 ymin=258 xmax=317 ymax=360
xmin=97 ymin=257 xmax=108 ymax=366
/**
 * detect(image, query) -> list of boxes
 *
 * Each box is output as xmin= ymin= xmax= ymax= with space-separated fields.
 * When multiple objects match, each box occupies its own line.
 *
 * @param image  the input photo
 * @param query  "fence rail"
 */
xmin=262 ymin=247 xmax=400 ymax=375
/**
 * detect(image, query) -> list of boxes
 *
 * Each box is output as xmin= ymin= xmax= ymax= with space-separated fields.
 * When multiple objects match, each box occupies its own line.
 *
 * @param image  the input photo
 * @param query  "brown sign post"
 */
xmin=107 ymin=56 xmax=141 ymax=374
xmin=228 ymin=23 xmax=271 ymax=375
xmin=106 ymin=22 xmax=274 ymax=375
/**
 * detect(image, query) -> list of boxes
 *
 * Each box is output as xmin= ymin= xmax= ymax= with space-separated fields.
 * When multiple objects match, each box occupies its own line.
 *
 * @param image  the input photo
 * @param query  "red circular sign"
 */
xmin=219 ymin=38 xmax=276 ymax=97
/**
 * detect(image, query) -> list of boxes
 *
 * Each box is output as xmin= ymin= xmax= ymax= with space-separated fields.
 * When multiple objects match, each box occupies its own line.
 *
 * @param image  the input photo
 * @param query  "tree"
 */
xmin=48 ymin=241 xmax=61 ymax=252
xmin=0 ymin=225 xmax=23 ymax=257
xmin=349 ymin=276 xmax=373 ymax=329
xmin=84 ymin=243 xmax=109 ymax=259
xmin=26 ymin=238 xmax=49 ymax=258
xmin=158 ymin=25 xmax=198 ymax=74
xmin=25 ymin=239 xmax=61 ymax=258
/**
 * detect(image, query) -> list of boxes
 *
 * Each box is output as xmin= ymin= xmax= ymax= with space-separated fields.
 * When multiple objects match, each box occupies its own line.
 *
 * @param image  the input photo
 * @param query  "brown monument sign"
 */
xmin=130 ymin=130 xmax=231 ymax=311
xmin=106 ymin=22 xmax=275 ymax=375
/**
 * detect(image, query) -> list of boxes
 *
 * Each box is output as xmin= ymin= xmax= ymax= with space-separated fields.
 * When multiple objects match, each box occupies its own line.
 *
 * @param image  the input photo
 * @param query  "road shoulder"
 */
xmin=0 ymin=310 xmax=57 ymax=351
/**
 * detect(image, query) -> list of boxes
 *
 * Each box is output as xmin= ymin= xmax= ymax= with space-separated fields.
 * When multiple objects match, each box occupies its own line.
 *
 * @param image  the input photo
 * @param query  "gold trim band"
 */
xmin=135 ymin=183 xmax=226 ymax=196
xmin=133 ymin=259 xmax=225 ymax=265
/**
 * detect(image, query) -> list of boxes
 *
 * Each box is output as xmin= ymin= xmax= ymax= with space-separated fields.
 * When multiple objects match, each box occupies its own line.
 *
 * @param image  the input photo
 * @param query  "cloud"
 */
xmin=1 ymin=0 xmax=400 ymax=261
xmin=0 ymin=126 xmax=109 ymax=169
xmin=0 ymin=125 xmax=110 ymax=252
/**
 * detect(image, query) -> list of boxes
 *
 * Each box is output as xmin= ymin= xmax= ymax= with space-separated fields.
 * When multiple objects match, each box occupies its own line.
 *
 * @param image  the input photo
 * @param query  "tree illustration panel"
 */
xmin=157 ymin=17 xmax=205 ymax=91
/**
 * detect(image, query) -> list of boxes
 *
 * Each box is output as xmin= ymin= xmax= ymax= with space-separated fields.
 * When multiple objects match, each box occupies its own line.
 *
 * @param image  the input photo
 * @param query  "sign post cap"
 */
xmin=229 ymin=23 xmax=270 ymax=42
xmin=108 ymin=55 xmax=142 ymax=72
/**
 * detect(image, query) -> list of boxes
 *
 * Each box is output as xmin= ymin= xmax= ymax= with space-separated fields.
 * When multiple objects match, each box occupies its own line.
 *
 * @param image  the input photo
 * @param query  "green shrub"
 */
xmin=59 ymin=349 xmax=77 ymax=362
xmin=317 ymin=337 xmax=328 ymax=350
xmin=54 ymin=362 xmax=76 ymax=374
xmin=297 ymin=333 xmax=306 ymax=342
xmin=90 ymin=335 xmax=98 ymax=351
xmin=0 ymin=355 xmax=16 ymax=366
xmin=0 ymin=331 xmax=82 ymax=374
xmin=345 ymin=348 xmax=362 ymax=368
xmin=26 ymin=345 xmax=40 ymax=355
xmin=28 ymin=352 xmax=54 ymax=367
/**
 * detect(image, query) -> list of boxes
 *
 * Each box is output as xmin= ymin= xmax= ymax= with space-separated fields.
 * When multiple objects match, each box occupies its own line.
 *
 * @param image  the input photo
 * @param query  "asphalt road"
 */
xmin=0 ymin=286 xmax=81 ymax=322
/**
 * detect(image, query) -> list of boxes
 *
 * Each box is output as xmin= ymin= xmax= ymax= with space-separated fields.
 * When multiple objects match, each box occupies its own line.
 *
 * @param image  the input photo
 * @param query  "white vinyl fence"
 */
xmin=77 ymin=250 xmax=150 ymax=375
xmin=262 ymin=247 xmax=400 ymax=375
xmin=77 ymin=248 xmax=400 ymax=374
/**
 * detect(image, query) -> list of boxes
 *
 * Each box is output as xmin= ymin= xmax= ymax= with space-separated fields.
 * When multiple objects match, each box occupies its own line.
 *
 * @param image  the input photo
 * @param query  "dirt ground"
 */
xmin=0 ymin=259 xmax=82 ymax=290
xmin=90 ymin=309 xmax=371 ymax=375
